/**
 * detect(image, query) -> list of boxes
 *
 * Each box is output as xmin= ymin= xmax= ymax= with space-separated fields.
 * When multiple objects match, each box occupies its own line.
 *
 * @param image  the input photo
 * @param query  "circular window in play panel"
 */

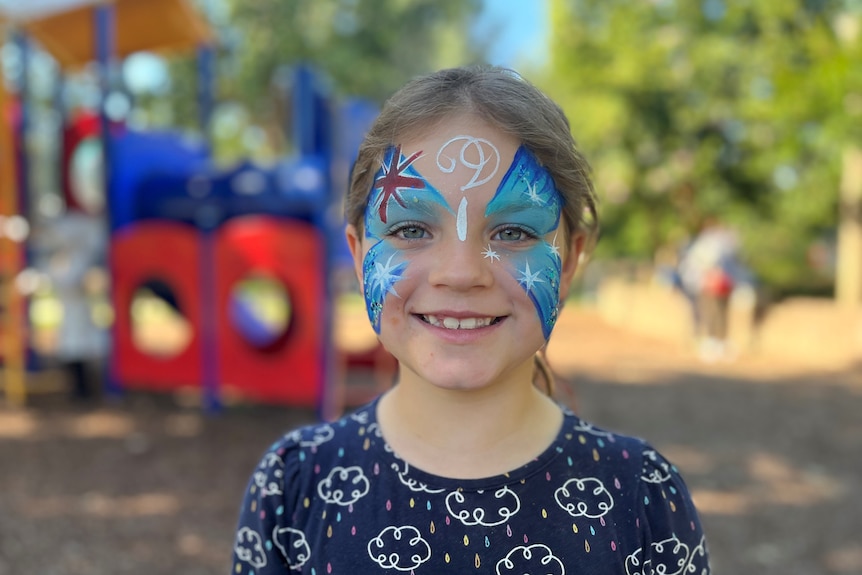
xmin=130 ymin=279 xmax=193 ymax=357
xmin=229 ymin=273 xmax=292 ymax=350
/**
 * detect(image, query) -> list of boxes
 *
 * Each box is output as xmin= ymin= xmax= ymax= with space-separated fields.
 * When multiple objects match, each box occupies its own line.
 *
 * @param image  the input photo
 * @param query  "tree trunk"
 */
xmin=835 ymin=146 xmax=862 ymax=307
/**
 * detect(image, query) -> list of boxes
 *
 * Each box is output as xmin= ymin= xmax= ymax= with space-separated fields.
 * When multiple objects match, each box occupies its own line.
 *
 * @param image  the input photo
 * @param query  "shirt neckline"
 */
xmin=365 ymin=397 xmax=575 ymax=491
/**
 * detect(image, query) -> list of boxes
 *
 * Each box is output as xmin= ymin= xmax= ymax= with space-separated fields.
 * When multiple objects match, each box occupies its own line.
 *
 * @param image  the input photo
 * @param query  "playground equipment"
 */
xmin=106 ymin=100 xmax=335 ymax=410
xmin=0 ymin=0 xmax=381 ymax=416
xmin=0 ymin=13 xmax=27 ymax=406
xmin=0 ymin=0 xmax=215 ymax=407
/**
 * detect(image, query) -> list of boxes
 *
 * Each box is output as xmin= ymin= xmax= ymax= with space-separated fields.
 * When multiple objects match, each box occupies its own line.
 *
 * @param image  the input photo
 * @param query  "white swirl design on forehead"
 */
xmin=436 ymin=136 xmax=501 ymax=191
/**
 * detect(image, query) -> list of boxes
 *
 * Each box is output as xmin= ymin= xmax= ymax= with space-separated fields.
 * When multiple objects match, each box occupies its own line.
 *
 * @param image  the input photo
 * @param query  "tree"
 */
xmin=545 ymin=0 xmax=862 ymax=297
xmin=225 ymin=0 xmax=479 ymax=116
xmin=163 ymin=0 xmax=481 ymax=160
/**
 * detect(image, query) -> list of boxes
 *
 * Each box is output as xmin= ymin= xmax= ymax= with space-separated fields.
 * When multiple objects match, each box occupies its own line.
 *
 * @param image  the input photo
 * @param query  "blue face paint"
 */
xmin=362 ymin=145 xmax=452 ymax=333
xmin=362 ymin=240 xmax=407 ymax=332
xmin=361 ymin=144 xmax=564 ymax=338
xmin=486 ymin=146 xmax=564 ymax=339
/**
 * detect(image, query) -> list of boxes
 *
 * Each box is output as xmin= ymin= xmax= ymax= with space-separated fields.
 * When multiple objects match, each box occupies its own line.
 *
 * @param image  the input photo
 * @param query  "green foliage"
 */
xmin=545 ymin=0 xmax=862 ymax=295
xmin=223 ymin=0 xmax=481 ymax=109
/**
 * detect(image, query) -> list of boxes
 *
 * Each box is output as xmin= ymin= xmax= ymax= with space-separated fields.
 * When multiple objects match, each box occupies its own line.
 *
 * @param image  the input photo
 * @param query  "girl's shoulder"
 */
xmin=257 ymin=401 xmax=383 ymax=475
xmin=562 ymin=408 xmax=647 ymax=454
xmin=246 ymin=402 xmax=384 ymax=506
xmin=560 ymin=409 xmax=686 ymax=484
xmin=268 ymin=401 xmax=380 ymax=458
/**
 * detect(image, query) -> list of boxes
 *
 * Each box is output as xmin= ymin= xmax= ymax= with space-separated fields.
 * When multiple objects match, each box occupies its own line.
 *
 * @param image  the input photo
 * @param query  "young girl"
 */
xmin=231 ymin=66 xmax=711 ymax=574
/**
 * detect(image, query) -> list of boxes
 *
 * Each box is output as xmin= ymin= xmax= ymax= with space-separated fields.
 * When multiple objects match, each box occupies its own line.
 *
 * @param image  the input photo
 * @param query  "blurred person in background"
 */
xmin=678 ymin=216 xmax=752 ymax=361
xmin=37 ymin=210 xmax=109 ymax=400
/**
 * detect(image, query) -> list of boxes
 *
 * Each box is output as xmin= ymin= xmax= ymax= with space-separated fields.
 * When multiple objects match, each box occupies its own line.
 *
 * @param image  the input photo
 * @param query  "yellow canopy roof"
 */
xmin=20 ymin=0 xmax=213 ymax=70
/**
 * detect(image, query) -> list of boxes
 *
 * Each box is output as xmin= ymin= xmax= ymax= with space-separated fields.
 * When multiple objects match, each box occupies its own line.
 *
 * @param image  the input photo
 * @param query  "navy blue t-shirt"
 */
xmin=232 ymin=400 xmax=710 ymax=574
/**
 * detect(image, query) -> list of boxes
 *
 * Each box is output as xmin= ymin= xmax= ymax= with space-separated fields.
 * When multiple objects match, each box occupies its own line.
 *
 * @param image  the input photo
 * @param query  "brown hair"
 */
xmin=346 ymin=66 xmax=599 ymax=396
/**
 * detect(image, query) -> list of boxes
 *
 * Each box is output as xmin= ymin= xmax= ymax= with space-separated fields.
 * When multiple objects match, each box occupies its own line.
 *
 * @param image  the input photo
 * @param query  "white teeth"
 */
xmin=423 ymin=315 xmax=495 ymax=330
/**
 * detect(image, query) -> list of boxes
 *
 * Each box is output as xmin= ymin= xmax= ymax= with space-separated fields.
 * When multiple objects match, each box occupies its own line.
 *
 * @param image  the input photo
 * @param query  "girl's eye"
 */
xmin=400 ymin=226 xmax=425 ymax=239
xmin=493 ymin=226 xmax=536 ymax=242
xmin=389 ymin=223 xmax=428 ymax=240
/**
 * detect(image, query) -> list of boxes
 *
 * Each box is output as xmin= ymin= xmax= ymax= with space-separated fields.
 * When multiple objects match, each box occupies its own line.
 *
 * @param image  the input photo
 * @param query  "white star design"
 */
xmin=522 ymin=177 xmax=544 ymax=205
xmin=371 ymin=253 xmax=403 ymax=297
xmin=482 ymin=245 xmax=501 ymax=262
xmin=518 ymin=261 xmax=545 ymax=292
xmin=548 ymin=234 xmax=561 ymax=259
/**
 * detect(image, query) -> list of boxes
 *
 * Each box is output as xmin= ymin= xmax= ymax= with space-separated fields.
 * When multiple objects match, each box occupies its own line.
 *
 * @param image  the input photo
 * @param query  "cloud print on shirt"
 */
xmin=496 ymin=544 xmax=565 ymax=575
xmin=554 ymin=477 xmax=614 ymax=518
xmin=625 ymin=535 xmax=710 ymax=575
xmin=285 ymin=424 xmax=335 ymax=447
xmin=317 ymin=466 xmax=371 ymax=506
xmin=446 ymin=486 xmax=521 ymax=526
xmin=273 ymin=526 xmax=311 ymax=570
xmin=367 ymin=525 xmax=431 ymax=571
xmin=252 ymin=451 xmax=284 ymax=496
xmin=641 ymin=449 xmax=673 ymax=483
xmin=234 ymin=527 xmax=267 ymax=569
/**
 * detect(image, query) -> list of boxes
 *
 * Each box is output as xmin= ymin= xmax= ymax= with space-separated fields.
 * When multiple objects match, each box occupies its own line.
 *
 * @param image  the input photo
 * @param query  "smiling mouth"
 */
xmin=418 ymin=315 xmax=503 ymax=330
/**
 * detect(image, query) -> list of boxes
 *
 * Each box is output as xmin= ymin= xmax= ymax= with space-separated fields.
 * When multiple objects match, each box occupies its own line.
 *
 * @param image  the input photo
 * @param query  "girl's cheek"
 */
xmin=362 ymin=241 xmax=409 ymax=334
xmin=505 ymin=242 xmax=563 ymax=339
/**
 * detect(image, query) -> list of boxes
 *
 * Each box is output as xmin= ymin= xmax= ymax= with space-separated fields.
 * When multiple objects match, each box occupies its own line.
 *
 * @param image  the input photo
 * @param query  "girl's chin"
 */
xmin=401 ymin=361 xmax=529 ymax=393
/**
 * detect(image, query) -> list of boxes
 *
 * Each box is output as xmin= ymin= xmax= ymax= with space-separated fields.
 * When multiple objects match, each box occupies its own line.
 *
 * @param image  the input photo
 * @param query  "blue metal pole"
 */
xmin=194 ymin=44 xmax=220 ymax=412
xmin=95 ymin=3 xmax=115 ymax=156
xmin=53 ymin=68 xmax=66 ymax=174
xmin=292 ymin=65 xmax=315 ymax=156
xmin=13 ymin=32 xmax=30 ymax=220
xmin=196 ymin=44 xmax=215 ymax=148
xmin=95 ymin=3 xmax=123 ymax=400
xmin=198 ymin=214 xmax=222 ymax=414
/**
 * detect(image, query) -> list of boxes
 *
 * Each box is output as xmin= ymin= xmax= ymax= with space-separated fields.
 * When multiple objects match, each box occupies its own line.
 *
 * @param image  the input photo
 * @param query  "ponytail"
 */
xmin=534 ymin=350 xmax=578 ymax=410
xmin=533 ymin=351 xmax=555 ymax=397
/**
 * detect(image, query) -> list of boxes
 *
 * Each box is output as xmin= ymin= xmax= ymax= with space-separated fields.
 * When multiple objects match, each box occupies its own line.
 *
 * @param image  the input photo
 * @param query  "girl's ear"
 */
xmin=345 ymin=224 xmax=365 ymax=293
xmin=558 ymin=232 xmax=586 ymax=300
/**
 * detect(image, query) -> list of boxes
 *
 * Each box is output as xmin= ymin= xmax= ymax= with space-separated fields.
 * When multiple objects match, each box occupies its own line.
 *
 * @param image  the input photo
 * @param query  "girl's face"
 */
xmin=346 ymin=114 xmax=581 ymax=392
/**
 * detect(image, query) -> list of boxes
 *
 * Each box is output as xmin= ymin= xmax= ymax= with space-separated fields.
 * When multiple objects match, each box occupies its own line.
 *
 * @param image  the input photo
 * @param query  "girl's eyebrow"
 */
xmin=390 ymin=188 xmax=454 ymax=217
xmin=484 ymin=196 xmax=547 ymax=218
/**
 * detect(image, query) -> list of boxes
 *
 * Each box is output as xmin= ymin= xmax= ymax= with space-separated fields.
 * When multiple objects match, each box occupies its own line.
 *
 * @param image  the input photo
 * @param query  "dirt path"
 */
xmin=0 ymin=307 xmax=859 ymax=574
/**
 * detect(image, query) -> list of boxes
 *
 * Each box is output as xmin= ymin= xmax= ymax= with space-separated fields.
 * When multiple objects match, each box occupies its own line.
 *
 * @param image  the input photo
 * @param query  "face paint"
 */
xmin=456 ymin=198 xmax=468 ymax=241
xmin=436 ymin=136 xmax=501 ymax=241
xmin=482 ymin=245 xmax=501 ymax=262
xmin=369 ymin=145 xmax=425 ymax=225
xmin=436 ymin=136 xmax=501 ymax=191
xmin=362 ymin=143 xmax=564 ymax=338
xmin=362 ymin=145 xmax=453 ymax=332
xmin=361 ymin=240 xmax=407 ymax=332
xmin=485 ymin=146 xmax=564 ymax=339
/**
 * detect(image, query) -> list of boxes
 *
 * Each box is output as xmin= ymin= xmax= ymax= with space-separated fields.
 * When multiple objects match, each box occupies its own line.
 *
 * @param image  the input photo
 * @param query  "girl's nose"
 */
xmin=427 ymin=237 xmax=495 ymax=290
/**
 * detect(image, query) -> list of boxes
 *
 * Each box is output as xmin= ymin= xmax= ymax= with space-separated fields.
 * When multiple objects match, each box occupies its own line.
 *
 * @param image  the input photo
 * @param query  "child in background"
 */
xmin=231 ymin=66 xmax=711 ymax=574
xmin=38 ymin=211 xmax=109 ymax=400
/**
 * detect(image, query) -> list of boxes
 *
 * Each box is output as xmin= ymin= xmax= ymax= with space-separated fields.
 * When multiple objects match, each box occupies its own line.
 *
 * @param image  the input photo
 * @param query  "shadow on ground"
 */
xmin=564 ymin=367 xmax=862 ymax=575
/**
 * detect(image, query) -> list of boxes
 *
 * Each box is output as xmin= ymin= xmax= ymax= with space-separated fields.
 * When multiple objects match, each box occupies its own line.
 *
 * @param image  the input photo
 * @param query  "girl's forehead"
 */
xmin=397 ymin=115 xmax=521 ymax=195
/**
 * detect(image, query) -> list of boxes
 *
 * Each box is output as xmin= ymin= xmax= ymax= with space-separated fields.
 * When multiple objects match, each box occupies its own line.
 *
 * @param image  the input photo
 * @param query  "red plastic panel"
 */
xmin=215 ymin=217 xmax=324 ymax=406
xmin=111 ymin=221 xmax=202 ymax=390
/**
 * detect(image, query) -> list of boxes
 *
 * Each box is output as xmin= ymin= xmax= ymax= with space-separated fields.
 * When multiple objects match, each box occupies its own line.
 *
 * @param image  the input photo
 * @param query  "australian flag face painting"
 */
xmin=361 ymin=139 xmax=564 ymax=340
